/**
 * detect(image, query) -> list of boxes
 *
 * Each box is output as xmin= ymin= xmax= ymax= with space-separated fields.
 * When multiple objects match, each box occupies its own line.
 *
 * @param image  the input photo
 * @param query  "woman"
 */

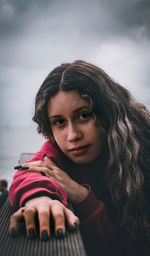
xmin=9 ymin=60 xmax=150 ymax=255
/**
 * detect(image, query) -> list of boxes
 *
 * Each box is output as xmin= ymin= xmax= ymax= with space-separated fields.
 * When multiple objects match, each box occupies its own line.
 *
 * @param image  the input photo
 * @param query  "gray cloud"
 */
xmin=1 ymin=0 xmax=149 ymax=68
xmin=1 ymin=0 xmax=149 ymax=40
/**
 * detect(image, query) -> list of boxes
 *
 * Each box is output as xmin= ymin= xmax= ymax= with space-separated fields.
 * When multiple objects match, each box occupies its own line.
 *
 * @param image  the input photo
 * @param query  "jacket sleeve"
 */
xmin=9 ymin=140 xmax=68 ymax=210
xmin=9 ymin=171 xmax=68 ymax=210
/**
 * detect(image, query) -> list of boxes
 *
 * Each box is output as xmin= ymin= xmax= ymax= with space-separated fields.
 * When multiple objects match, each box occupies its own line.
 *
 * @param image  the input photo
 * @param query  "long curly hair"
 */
xmin=33 ymin=60 xmax=150 ymax=242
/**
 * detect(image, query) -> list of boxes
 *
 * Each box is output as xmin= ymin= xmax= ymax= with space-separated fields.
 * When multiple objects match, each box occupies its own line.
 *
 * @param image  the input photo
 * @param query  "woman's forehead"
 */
xmin=48 ymin=90 xmax=90 ymax=117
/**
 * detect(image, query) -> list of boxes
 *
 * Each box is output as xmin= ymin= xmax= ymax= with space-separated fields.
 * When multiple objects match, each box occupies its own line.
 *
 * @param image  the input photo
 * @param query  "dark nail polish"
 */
xmin=10 ymin=229 xmax=16 ymax=238
xmin=41 ymin=230 xmax=48 ymax=241
xmin=14 ymin=165 xmax=22 ymax=170
xmin=43 ymin=154 xmax=47 ymax=158
xmin=73 ymin=223 xmax=78 ymax=231
xmin=57 ymin=229 xmax=64 ymax=239
xmin=21 ymin=167 xmax=29 ymax=170
xmin=28 ymin=229 xmax=35 ymax=240
xmin=40 ymin=171 xmax=46 ymax=176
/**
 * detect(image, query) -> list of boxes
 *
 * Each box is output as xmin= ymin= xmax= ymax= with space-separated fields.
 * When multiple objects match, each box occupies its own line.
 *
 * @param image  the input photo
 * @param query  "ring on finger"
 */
xmin=21 ymin=207 xmax=28 ymax=213
xmin=46 ymin=165 xmax=53 ymax=170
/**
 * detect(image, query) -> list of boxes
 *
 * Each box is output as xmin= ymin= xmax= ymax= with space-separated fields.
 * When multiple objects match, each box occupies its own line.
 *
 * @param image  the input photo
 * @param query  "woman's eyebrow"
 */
xmin=49 ymin=115 xmax=62 ymax=119
xmin=74 ymin=106 xmax=89 ymax=113
xmin=49 ymin=106 xmax=89 ymax=119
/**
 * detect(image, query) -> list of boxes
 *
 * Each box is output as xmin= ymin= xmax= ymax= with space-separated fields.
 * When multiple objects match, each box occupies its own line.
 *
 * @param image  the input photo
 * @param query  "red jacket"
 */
xmin=9 ymin=140 xmax=150 ymax=256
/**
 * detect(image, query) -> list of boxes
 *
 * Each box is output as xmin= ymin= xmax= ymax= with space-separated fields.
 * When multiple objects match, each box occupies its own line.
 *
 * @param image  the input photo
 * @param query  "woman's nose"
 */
xmin=67 ymin=124 xmax=82 ymax=142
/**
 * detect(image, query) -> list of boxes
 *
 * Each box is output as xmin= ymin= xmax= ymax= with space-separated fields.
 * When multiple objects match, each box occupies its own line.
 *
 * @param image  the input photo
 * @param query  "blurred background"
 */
xmin=0 ymin=0 xmax=150 ymax=187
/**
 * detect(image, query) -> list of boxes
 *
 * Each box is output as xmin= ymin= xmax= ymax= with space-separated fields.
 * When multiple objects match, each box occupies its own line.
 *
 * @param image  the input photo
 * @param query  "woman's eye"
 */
xmin=79 ymin=112 xmax=91 ymax=120
xmin=54 ymin=119 xmax=65 ymax=126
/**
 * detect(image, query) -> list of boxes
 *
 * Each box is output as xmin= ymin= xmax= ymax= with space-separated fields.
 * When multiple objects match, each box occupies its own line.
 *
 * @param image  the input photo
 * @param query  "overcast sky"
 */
xmin=0 ymin=0 xmax=150 ymax=127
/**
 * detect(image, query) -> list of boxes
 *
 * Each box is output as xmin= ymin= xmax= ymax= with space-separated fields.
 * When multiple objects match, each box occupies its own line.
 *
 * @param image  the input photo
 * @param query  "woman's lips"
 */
xmin=68 ymin=145 xmax=91 ymax=156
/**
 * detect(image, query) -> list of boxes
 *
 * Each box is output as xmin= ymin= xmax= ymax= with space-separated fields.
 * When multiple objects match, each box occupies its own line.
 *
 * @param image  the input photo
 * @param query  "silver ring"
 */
xmin=21 ymin=207 xmax=28 ymax=213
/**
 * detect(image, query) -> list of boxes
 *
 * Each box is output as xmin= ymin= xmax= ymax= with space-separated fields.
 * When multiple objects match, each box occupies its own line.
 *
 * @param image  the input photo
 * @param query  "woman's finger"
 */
xmin=50 ymin=201 xmax=65 ymax=238
xmin=38 ymin=205 xmax=51 ymax=240
xmin=43 ymin=155 xmax=57 ymax=169
xmin=64 ymin=207 xmax=80 ymax=231
xmin=16 ymin=165 xmax=55 ymax=180
xmin=19 ymin=166 xmax=52 ymax=175
xmin=23 ymin=161 xmax=45 ymax=167
xmin=9 ymin=208 xmax=24 ymax=237
xmin=23 ymin=207 xmax=36 ymax=239
xmin=14 ymin=161 xmax=46 ymax=171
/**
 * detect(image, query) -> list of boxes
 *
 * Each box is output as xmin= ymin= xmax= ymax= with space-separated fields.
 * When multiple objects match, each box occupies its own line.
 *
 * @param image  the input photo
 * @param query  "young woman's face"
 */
xmin=48 ymin=90 xmax=105 ymax=164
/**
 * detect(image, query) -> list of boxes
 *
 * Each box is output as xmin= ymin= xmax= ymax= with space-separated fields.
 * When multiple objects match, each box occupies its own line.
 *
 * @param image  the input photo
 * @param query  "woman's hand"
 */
xmin=17 ymin=155 xmax=88 ymax=203
xmin=9 ymin=196 xmax=79 ymax=240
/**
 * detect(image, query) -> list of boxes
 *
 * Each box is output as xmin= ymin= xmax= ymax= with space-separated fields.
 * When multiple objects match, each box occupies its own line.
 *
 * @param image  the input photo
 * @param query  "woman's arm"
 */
xmin=17 ymin=153 xmax=114 ymax=242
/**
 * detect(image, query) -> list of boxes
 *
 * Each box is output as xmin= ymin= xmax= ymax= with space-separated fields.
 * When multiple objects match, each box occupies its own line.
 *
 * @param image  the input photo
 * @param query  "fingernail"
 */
xmin=43 ymin=154 xmax=47 ymax=158
xmin=10 ymin=228 xmax=16 ymax=238
xmin=40 ymin=171 xmax=46 ymax=176
xmin=28 ymin=229 xmax=35 ymax=240
xmin=57 ymin=229 xmax=64 ymax=239
xmin=14 ymin=165 xmax=22 ymax=169
xmin=21 ymin=167 xmax=29 ymax=170
xmin=41 ymin=230 xmax=48 ymax=241
xmin=73 ymin=223 xmax=78 ymax=232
